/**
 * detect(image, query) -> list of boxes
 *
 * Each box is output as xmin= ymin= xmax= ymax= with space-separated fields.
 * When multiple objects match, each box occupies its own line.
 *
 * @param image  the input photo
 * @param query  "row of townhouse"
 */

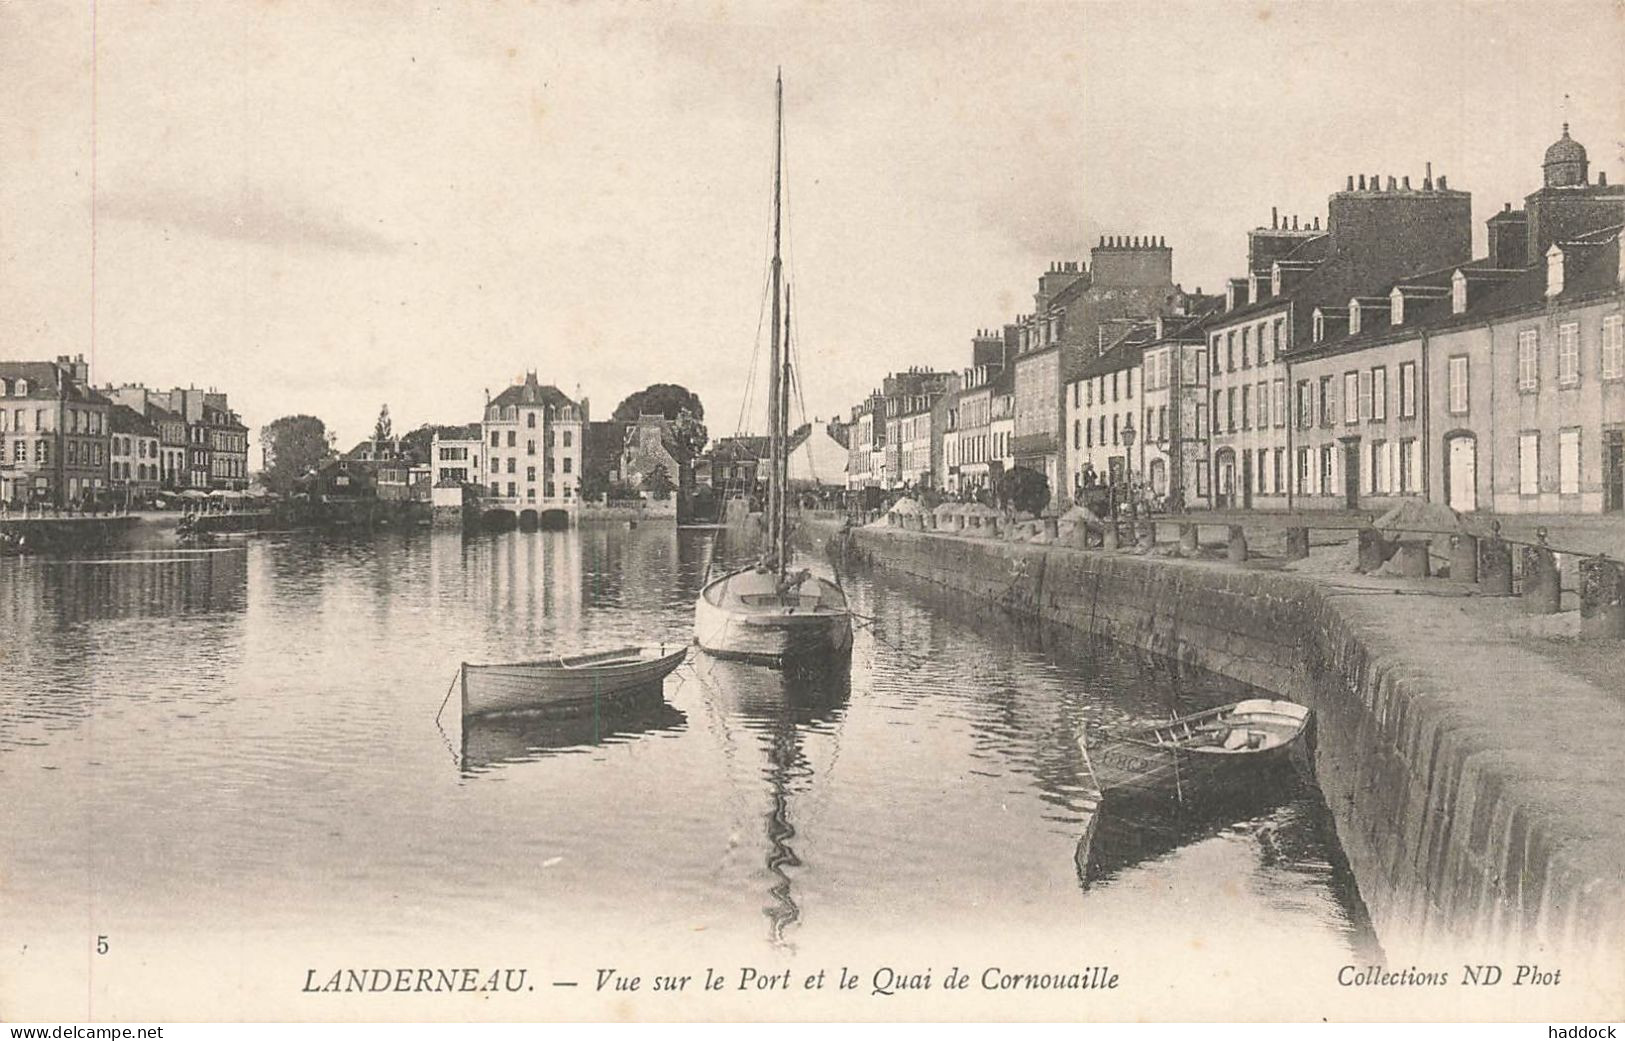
xmin=0 ymin=353 xmax=249 ymax=507
xmin=1064 ymin=125 xmax=1623 ymax=516
xmin=844 ymin=368 xmax=960 ymax=492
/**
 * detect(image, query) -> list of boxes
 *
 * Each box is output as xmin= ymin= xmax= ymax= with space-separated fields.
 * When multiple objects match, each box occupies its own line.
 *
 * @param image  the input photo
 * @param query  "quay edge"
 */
xmin=823 ymin=518 xmax=1625 ymax=970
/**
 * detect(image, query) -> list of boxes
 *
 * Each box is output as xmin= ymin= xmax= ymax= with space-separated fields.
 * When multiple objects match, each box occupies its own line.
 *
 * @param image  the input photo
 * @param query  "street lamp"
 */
xmin=1120 ymin=414 xmax=1137 ymax=520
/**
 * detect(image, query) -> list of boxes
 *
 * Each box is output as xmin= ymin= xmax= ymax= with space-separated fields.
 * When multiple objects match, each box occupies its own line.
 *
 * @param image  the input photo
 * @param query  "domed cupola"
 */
xmin=1543 ymin=123 xmax=1589 ymax=187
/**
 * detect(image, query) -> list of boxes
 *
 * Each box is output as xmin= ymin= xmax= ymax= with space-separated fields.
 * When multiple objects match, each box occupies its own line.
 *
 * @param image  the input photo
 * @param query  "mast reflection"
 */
xmin=692 ymin=654 xmax=850 ymax=946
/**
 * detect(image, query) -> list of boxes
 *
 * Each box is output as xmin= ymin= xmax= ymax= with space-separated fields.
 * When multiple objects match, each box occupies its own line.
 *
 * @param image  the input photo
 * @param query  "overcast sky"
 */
xmin=2 ymin=1 xmax=1620 ymax=451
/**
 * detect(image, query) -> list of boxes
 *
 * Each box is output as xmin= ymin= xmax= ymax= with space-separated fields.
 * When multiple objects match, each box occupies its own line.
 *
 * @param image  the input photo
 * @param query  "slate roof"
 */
xmin=1286 ymin=224 xmax=1622 ymax=362
xmin=0 ymin=362 xmax=110 ymax=404
xmin=109 ymin=403 xmax=158 ymax=436
xmin=490 ymin=373 xmax=577 ymax=412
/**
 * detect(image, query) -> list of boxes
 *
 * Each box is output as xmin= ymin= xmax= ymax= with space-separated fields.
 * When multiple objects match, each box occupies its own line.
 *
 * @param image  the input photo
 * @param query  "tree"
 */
xmin=668 ymin=407 xmax=708 ymax=466
xmin=642 ymin=462 xmax=676 ymax=500
xmin=613 ymin=385 xmax=709 ymax=464
xmin=260 ymin=415 xmax=335 ymax=494
xmin=612 ymin=383 xmax=704 ymax=424
xmin=997 ymin=465 xmax=1050 ymax=518
xmin=373 ymin=404 xmax=393 ymax=445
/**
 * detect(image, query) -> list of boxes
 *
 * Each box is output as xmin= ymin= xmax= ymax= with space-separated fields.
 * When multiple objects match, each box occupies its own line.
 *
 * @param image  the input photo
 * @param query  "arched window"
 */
xmin=526 ymin=412 xmax=536 ymax=428
xmin=15 ymin=379 xmax=27 ymax=396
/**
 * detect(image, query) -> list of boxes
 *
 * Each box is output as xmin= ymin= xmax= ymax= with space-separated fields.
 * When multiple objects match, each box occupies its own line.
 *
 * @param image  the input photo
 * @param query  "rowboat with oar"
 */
xmin=1079 ymin=699 xmax=1311 ymax=804
xmin=459 ymin=645 xmax=688 ymax=718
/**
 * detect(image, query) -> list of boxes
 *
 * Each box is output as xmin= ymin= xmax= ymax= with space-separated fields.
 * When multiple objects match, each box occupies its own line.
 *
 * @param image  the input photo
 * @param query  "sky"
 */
xmin=2 ymin=0 xmax=1621 ymax=455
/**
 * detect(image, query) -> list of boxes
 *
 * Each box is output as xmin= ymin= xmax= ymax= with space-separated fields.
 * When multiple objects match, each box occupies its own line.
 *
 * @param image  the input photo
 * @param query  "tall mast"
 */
xmin=779 ymin=285 xmax=793 ymax=574
xmin=767 ymin=70 xmax=784 ymax=573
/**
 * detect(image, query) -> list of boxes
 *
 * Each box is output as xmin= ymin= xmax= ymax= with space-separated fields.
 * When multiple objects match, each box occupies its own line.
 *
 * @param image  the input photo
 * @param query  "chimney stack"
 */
xmin=1438 ymin=174 xmax=1448 ymax=189
xmin=1358 ymin=175 xmax=1366 ymax=190
xmin=1272 ymin=206 xmax=1279 ymax=229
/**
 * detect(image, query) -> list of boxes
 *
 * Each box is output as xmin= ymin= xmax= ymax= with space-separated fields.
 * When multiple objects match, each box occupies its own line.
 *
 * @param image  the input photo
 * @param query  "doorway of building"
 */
xmin=1446 ymin=434 xmax=1478 ymax=512
xmin=1342 ymin=441 xmax=1361 ymax=510
xmin=1605 ymin=430 xmax=1623 ymax=513
xmin=1214 ymin=449 xmax=1235 ymax=509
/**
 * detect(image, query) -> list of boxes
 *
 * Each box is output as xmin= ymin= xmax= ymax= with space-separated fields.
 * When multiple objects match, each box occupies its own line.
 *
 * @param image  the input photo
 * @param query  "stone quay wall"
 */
xmin=835 ymin=522 xmax=1623 ymax=966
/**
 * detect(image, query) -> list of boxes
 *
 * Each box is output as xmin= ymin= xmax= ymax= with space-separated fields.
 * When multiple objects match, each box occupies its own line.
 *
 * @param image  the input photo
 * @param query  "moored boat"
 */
xmin=460 ymin=644 xmax=688 ymax=718
xmin=692 ymin=71 xmax=853 ymax=666
xmin=695 ymin=564 xmax=853 ymax=664
xmin=1079 ymin=698 xmax=1311 ymax=804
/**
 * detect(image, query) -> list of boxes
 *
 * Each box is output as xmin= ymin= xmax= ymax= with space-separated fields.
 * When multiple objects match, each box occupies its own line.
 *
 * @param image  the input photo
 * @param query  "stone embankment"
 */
xmin=823 ymin=517 xmax=1623 ymax=966
xmin=0 ymin=514 xmax=139 ymax=553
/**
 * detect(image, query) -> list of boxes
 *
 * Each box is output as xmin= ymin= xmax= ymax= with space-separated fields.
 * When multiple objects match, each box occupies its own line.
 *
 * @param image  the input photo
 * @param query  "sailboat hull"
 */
xmin=694 ymin=567 xmax=853 ymax=665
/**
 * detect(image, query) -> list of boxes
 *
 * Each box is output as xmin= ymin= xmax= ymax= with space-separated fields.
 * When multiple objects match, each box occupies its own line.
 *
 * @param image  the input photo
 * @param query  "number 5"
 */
xmin=96 ymin=935 xmax=108 ymax=955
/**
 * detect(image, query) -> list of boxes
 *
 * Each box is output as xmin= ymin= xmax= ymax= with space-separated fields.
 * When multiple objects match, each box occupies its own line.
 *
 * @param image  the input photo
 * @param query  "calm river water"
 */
xmin=1 ymin=523 xmax=1379 ymax=1014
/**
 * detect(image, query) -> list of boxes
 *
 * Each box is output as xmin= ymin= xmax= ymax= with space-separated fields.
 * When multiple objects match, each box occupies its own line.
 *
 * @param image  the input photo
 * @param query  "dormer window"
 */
xmin=1390 ymin=287 xmax=1405 ymax=326
xmin=1313 ymin=310 xmax=1326 ymax=343
xmin=1348 ymin=299 xmax=1362 ymax=336
xmin=15 ymin=379 xmax=26 ymax=396
xmin=1271 ymin=262 xmax=1283 ymax=297
xmin=1547 ymin=245 xmax=1565 ymax=298
xmin=1451 ymin=271 xmax=1468 ymax=314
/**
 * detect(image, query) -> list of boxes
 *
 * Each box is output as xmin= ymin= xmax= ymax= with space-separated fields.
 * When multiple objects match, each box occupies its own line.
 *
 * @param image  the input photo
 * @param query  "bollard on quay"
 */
xmin=1226 ymin=524 xmax=1248 ymax=564
xmin=1579 ymin=556 xmax=1625 ymax=639
xmin=1521 ymin=533 xmax=1561 ymax=614
xmin=1283 ymin=526 xmax=1309 ymax=561
xmin=1392 ymin=539 xmax=1430 ymax=578
xmin=1449 ymin=533 xmax=1479 ymax=584
xmin=1480 ymin=525 xmax=1514 ymax=595
xmin=1356 ymin=527 xmax=1390 ymax=573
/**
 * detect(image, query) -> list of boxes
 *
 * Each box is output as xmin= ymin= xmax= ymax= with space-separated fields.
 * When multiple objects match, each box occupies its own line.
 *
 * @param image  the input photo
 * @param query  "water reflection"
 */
xmin=691 ymin=655 xmax=851 ymax=946
xmin=459 ymin=688 xmax=688 ymax=772
xmin=11 ymin=548 xmax=247 ymax=625
xmin=0 ymin=523 xmax=1376 ymax=970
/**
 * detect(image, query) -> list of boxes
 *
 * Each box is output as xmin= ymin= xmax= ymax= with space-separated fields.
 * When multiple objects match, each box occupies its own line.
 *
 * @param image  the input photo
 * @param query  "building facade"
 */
xmin=1 ymin=355 xmax=112 ymax=508
xmin=109 ymin=404 xmax=162 ymax=503
xmin=430 ymin=425 xmax=484 ymax=487
xmin=480 ymin=371 xmax=585 ymax=520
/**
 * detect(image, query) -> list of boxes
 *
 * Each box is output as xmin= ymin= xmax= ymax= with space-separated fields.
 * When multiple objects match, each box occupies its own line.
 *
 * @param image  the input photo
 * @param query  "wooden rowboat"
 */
xmin=1079 ymin=698 xmax=1310 ymax=804
xmin=460 ymin=645 xmax=688 ymax=718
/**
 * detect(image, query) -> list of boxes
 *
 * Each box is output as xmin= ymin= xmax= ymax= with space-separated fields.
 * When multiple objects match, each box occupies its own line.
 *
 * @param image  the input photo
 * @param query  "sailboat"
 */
xmin=693 ymin=72 xmax=854 ymax=666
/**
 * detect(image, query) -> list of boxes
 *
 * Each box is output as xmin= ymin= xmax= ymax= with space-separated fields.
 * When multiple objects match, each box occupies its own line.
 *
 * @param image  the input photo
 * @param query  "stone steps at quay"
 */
xmin=826 ymin=518 xmax=1625 ymax=971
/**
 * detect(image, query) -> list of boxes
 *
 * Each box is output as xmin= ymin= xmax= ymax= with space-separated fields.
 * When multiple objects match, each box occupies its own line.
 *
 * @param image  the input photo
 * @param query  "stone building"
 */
xmin=480 ymin=371 xmax=585 ymax=523
xmin=1235 ymin=126 xmax=1623 ymax=515
xmin=1005 ymin=240 xmax=1192 ymax=504
xmin=103 ymin=384 xmax=248 ymax=492
xmin=429 ymin=424 xmax=484 ymax=487
xmin=0 ymin=355 xmax=111 ymax=507
xmin=1127 ymin=315 xmax=1215 ymax=509
xmin=109 ymin=403 xmax=161 ymax=503
xmin=1205 ymin=166 xmax=1474 ymax=509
